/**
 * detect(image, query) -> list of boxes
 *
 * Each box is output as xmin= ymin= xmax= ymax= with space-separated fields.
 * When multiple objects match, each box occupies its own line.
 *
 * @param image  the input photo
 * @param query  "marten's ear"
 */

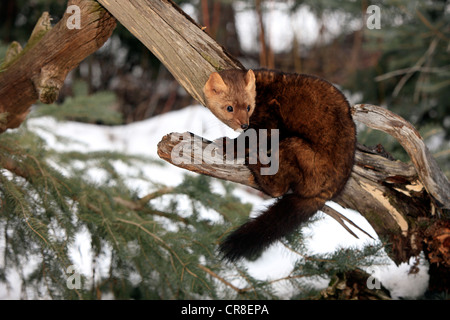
xmin=203 ymin=72 xmax=228 ymax=96
xmin=245 ymin=69 xmax=256 ymax=94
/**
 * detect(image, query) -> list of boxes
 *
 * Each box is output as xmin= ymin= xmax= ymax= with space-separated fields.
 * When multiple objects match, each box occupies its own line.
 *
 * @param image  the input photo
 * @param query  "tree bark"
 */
xmin=156 ymin=103 xmax=450 ymax=265
xmin=96 ymin=0 xmax=243 ymax=106
xmin=94 ymin=0 xmax=449 ymax=293
xmin=1 ymin=0 xmax=449 ymax=293
xmin=0 ymin=0 xmax=116 ymax=132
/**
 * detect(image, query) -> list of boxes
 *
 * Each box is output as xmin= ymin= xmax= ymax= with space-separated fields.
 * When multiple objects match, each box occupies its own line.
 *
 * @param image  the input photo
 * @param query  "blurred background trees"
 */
xmin=0 ymin=0 xmax=448 ymax=299
xmin=2 ymin=0 xmax=447 ymax=172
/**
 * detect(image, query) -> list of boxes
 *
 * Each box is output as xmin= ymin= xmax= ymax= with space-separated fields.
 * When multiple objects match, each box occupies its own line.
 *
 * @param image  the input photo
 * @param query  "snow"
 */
xmin=0 ymin=105 xmax=429 ymax=299
xmin=233 ymin=1 xmax=362 ymax=54
xmin=0 ymin=1 xmax=430 ymax=300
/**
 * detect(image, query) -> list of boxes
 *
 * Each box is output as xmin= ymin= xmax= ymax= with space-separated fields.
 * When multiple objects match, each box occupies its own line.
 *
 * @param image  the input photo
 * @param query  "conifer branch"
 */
xmin=1 ymin=157 xmax=29 ymax=179
xmin=113 ymin=195 xmax=188 ymax=224
xmin=1 ymin=0 xmax=448 ymax=296
xmin=156 ymin=104 xmax=449 ymax=264
xmin=197 ymin=264 xmax=252 ymax=294
xmin=93 ymin=0 xmax=448 ymax=267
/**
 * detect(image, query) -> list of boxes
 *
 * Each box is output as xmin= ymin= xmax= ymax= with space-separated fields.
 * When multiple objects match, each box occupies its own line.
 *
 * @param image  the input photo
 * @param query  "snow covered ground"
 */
xmin=0 ymin=1 xmax=431 ymax=300
xmin=0 ymin=105 xmax=428 ymax=299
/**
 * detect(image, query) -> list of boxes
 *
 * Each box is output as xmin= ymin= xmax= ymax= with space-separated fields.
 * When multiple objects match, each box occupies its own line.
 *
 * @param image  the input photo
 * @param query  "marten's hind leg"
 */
xmin=221 ymin=136 xmax=329 ymax=261
xmin=247 ymin=137 xmax=318 ymax=198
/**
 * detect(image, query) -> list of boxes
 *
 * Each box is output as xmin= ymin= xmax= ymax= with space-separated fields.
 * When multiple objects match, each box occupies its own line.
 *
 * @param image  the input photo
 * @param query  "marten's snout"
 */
xmin=241 ymin=124 xmax=249 ymax=130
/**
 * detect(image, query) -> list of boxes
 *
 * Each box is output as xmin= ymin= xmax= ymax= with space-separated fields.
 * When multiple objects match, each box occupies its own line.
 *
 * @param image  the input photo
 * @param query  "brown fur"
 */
xmin=203 ymin=69 xmax=356 ymax=261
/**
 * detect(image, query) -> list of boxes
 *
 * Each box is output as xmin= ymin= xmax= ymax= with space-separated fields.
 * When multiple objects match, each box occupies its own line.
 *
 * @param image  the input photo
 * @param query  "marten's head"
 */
xmin=203 ymin=69 xmax=256 ymax=132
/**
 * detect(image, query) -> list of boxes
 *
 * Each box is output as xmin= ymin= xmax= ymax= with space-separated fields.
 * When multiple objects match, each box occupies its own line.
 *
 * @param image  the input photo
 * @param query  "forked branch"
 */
xmin=0 ymin=0 xmax=116 ymax=133
xmin=157 ymin=104 xmax=449 ymax=263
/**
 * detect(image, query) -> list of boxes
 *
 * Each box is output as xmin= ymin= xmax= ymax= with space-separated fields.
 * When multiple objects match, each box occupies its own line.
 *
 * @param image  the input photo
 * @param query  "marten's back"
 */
xmin=253 ymin=69 xmax=356 ymax=194
xmin=204 ymin=68 xmax=357 ymax=261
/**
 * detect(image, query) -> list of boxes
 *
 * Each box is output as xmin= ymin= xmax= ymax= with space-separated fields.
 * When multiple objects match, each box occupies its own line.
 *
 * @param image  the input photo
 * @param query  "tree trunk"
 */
xmin=96 ymin=0 xmax=243 ymax=106
xmin=96 ymin=0 xmax=449 ymax=293
xmin=1 ymin=0 xmax=449 ymax=294
xmin=156 ymin=106 xmax=449 ymax=264
xmin=0 ymin=0 xmax=116 ymax=132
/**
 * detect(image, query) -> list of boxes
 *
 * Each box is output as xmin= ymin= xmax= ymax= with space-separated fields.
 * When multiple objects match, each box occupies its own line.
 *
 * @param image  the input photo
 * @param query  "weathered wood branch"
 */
xmin=96 ymin=0 xmax=243 ymax=106
xmin=156 ymin=104 xmax=449 ymax=264
xmin=352 ymin=104 xmax=449 ymax=210
xmin=93 ymin=0 xmax=450 ymax=270
xmin=0 ymin=0 xmax=116 ymax=132
xmin=0 ymin=0 xmax=448 ymax=291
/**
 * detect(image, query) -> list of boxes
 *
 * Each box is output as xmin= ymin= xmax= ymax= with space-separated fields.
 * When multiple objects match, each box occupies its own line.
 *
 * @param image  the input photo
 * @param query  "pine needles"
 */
xmin=0 ymin=122 xmax=385 ymax=299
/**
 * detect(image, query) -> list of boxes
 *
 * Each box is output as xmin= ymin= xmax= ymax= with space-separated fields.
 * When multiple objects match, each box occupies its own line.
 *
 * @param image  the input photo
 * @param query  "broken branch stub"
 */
xmin=157 ymin=104 xmax=448 ymax=263
xmin=0 ymin=0 xmax=116 ymax=132
xmin=352 ymin=104 xmax=450 ymax=211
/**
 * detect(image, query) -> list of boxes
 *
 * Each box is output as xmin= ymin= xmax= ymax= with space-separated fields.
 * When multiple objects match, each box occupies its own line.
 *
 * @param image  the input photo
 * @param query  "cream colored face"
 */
xmin=203 ymin=70 xmax=256 ymax=132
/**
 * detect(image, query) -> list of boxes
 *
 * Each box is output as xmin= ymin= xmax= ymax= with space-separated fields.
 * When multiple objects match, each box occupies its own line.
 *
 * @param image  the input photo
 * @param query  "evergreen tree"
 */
xmin=350 ymin=0 xmax=450 ymax=175
xmin=0 ymin=93 xmax=386 ymax=299
xmin=0 ymin=0 xmax=409 ymax=300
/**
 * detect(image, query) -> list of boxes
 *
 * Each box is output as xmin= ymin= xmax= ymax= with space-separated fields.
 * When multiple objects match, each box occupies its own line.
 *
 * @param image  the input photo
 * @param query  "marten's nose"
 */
xmin=241 ymin=124 xmax=249 ymax=130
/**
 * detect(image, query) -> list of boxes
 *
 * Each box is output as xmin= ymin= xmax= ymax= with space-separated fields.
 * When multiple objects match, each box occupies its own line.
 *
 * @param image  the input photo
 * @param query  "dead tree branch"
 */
xmin=0 ymin=0 xmax=448 ymax=291
xmin=93 ymin=0 xmax=450 ymax=271
xmin=157 ymin=104 xmax=449 ymax=264
xmin=0 ymin=0 xmax=116 ymax=132
xmin=352 ymin=104 xmax=449 ymax=210
xmin=96 ymin=0 xmax=243 ymax=106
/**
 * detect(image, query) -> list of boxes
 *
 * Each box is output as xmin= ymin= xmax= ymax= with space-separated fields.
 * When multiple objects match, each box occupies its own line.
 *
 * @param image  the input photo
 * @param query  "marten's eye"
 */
xmin=227 ymin=106 xmax=233 ymax=112
xmin=247 ymin=105 xmax=251 ymax=112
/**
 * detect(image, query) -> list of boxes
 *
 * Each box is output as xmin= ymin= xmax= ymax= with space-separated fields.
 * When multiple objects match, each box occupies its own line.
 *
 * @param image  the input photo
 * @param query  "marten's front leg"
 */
xmin=213 ymin=135 xmax=249 ymax=162
xmin=247 ymin=136 xmax=323 ymax=198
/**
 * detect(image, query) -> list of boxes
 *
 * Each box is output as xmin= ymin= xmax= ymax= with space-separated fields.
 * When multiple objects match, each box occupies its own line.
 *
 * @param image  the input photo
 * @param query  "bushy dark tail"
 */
xmin=219 ymin=194 xmax=325 ymax=262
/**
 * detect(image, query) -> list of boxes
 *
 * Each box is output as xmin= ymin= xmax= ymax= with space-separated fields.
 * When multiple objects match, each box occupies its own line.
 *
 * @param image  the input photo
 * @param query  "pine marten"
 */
xmin=203 ymin=69 xmax=356 ymax=262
